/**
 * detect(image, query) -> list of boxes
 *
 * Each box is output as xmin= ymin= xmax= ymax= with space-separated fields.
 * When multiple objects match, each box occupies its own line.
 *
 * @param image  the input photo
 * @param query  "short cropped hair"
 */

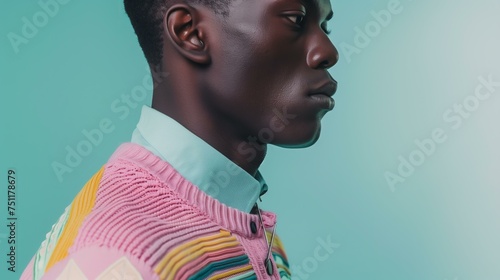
xmin=124 ymin=0 xmax=232 ymax=66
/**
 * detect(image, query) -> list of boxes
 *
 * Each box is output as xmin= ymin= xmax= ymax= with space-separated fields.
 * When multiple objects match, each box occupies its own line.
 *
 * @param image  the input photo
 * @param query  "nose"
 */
xmin=306 ymin=33 xmax=339 ymax=70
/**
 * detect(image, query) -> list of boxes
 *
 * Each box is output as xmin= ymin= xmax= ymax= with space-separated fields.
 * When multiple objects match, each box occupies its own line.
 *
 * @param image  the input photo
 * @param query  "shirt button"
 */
xmin=250 ymin=221 xmax=257 ymax=234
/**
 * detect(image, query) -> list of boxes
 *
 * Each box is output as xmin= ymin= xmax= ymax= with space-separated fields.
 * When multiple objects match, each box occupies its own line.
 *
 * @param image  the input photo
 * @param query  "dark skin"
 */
xmin=152 ymin=0 xmax=338 ymax=177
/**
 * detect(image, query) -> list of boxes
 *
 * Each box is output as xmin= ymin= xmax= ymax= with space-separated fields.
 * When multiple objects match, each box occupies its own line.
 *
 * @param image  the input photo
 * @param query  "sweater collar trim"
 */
xmin=109 ymin=143 xmax=276 ymax=237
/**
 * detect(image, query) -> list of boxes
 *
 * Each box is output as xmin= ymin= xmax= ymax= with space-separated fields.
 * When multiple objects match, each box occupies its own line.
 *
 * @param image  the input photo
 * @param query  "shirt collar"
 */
xmin=131 ymin=105 xmax=268 ymax=213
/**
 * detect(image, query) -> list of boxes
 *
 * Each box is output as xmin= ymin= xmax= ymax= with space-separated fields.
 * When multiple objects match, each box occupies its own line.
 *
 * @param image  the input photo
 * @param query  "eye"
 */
xmin=286 ymin=14 xmax=306 ymax=26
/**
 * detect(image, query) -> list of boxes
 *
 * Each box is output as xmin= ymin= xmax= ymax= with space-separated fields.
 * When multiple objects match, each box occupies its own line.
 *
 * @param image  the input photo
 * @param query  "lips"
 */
xmin=308 ymin=80 xmax=337 ymax=97
xmin=309 ymin=94 xmax=335 ymax=110
xmin=308 ymin=79 xmax=337 ymax=110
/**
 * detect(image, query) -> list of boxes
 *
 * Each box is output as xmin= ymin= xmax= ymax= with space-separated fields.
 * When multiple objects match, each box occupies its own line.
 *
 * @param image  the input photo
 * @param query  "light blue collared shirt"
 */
xmin=131 ymin=105 xmax=267 ymax=213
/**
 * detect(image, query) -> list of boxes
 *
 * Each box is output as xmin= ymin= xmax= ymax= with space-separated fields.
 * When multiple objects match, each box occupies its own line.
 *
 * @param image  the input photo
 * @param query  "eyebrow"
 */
xmin=302 ymin=0 xmax=334 ymax=21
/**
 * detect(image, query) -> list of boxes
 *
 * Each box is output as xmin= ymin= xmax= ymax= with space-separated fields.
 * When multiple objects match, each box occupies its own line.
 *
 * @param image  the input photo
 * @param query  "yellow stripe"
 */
xmin=266 ymin=232 xmax=288 ymax=257
xmin=207 ymin=264 xmax=253 ymax=280
xmin=266 ymin=231 xmax=285 ymax=248
xmin=266 ymin=231 xmax=291 ymax=277
xmin=274 ymin=234 xmax=285 ymax=250
xmin=155 ymin=230 xmax=230 ymax=273
xmin=168 ymin=240 xmax=240 ymax=280
xmin=45 ymin=166 xmax=105 ymax=271
xmin=154 ymin=230 xmax=239 ymax=280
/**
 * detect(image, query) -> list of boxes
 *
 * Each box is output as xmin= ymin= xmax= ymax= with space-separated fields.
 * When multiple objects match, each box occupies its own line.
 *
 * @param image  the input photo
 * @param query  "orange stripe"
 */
xmin=45 ymin=166 xmax=105 ymax=271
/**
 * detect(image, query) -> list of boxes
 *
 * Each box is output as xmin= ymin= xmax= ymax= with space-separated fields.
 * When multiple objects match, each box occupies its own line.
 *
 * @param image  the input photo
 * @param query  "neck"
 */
xmin=151 ymin=73 xmax=266 ymax=177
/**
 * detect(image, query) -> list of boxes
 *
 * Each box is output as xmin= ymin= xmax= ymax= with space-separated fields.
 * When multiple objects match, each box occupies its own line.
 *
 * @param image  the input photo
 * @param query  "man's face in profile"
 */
xmin=203 ymin=0 xmax=338 ymax=148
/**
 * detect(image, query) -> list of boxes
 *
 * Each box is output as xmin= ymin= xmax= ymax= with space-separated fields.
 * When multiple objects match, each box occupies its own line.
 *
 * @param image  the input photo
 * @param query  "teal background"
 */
xmin=1 ymin=0 xmax=500 ymax=279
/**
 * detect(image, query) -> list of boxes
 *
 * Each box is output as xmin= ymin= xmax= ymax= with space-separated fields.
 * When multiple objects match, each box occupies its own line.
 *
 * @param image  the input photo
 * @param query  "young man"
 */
xmin=21 ymin=0 xmax=338 ymax=279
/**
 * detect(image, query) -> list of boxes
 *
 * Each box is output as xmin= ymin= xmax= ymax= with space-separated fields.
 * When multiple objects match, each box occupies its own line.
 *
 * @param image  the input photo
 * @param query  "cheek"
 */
xmin=205 ymin=24 xmax=310 ymax=135
xmin=215 ymin=17 xmax=306 ymax=95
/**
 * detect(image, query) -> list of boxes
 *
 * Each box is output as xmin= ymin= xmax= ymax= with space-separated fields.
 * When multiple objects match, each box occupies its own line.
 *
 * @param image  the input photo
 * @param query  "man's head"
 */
xmin=125 ymin=0 xmax=338 ymax=153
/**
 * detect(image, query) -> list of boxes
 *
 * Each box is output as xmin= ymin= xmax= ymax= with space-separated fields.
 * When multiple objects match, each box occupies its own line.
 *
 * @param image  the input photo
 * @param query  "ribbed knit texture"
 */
xmin=21 ymin=143 xmax=291 ymax=280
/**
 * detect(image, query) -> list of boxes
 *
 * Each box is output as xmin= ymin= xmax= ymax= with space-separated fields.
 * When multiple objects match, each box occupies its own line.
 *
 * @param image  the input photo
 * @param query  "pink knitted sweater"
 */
xmin=21 ymin=143 xmax=291 ymax=279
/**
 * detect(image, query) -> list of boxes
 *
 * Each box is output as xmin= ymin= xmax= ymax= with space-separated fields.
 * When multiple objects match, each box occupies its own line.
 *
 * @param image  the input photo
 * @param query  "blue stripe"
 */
xmin=242 ymin=274 xmax=257 ymax=280
xmin=228 ymin=270 xmax=257 ymax=280
xmin=272 ymin=252 xmax=290 ymax=268
xmin=188 ymin=255 xmax=250 ymax=280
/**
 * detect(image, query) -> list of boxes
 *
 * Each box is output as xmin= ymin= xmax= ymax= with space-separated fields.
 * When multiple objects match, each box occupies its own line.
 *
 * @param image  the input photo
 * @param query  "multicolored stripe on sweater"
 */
xmin=32 ymin=166 xmax=104 ymax=279
xmin=266 ymin=231 xmax=291 ymax=279
xmin=154 ymin=230 xmax=253 ymax=279
xmin=21 ymin=143 xmax=291 ymax=279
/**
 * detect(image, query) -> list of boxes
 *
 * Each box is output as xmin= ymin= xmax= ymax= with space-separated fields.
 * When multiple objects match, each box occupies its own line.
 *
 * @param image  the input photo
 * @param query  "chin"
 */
xmin=273 ymin=125 xmax=322 ymax=149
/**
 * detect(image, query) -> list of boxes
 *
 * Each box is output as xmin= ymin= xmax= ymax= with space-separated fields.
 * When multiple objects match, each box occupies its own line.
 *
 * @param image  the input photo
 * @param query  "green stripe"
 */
xmin=228 ymin=270 xmax=257 ymax=280
xmin=188 ymin=255 xmax=249 ymax=280
xmin=279 ymin=269 xmax=292 ymax=278
xmin=280 ymin=270 xmax=292 ymax=280
xmin=272 ymin=252 xmax=290 ymax=268
xmin=243 ymin=274 xmax=257 ymax=280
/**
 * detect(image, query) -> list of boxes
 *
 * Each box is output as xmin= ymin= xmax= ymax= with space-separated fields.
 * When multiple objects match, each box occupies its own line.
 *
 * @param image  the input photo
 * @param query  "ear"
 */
xmin=164 ymin=5 xmax=211 ymax=65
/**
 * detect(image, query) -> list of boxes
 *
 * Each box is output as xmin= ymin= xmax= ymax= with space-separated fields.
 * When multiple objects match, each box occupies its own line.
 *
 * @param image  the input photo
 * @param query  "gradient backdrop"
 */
xmin=1 ymin=0 xmax=500 ymax=279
